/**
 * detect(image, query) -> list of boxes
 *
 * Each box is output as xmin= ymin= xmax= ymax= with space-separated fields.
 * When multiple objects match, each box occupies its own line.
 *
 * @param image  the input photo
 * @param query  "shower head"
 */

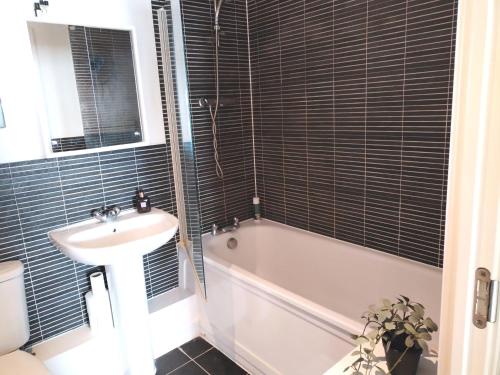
xmin=214 ymin=0 xmax=225 ymax=24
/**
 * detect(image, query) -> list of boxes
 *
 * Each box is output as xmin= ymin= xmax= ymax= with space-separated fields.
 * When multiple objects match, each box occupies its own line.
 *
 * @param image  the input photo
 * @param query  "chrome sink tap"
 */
xmin=91 ymin=206 xmax=121 ymax=223
xmin=211 ymin=217 xmax=240 ymax=236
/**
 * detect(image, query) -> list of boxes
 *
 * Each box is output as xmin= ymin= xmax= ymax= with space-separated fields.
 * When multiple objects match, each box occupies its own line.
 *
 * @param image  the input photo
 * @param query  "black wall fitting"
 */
xmin=34 ymin=0 xmax=49 ymax=17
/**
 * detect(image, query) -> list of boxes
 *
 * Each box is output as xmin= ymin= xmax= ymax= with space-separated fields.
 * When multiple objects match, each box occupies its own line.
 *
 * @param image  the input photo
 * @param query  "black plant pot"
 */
xmin=383 ymin=334 xmax=423 ymax=375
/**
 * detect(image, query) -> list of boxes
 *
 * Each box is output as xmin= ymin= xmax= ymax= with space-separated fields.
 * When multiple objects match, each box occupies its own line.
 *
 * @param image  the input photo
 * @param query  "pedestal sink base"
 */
xmin=48 ymin=208 xmax=179 ymax=375
xmin=106 ymin=256 xmax=156 ymax=375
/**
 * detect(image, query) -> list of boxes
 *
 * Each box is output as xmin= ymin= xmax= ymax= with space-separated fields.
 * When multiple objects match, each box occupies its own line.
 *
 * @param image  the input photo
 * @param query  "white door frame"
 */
xmin=439 ymin=0 xmax=500 ymax=374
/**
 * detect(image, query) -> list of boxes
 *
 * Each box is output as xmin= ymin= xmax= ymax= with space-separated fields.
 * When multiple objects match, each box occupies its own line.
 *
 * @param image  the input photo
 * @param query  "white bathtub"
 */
xmin=199 ymin=220 xmax=442 ymax=375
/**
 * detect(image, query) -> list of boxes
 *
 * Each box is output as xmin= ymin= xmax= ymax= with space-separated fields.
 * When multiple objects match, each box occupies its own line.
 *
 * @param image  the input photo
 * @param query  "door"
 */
xmin=439 ymin=0 xmax=500 ymax=374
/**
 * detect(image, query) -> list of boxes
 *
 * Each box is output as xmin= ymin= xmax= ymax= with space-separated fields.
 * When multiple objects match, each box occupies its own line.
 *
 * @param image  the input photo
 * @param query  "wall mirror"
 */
xmin=28 ymin=23 xmax=143 ymax=152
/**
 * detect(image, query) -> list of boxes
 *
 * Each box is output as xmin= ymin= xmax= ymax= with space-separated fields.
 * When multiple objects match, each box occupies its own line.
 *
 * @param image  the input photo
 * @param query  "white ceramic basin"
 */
xmin=49 ymin=208 xmax=178 ymax=265
xmin=48 ymin=207 xmax=178 ymax=375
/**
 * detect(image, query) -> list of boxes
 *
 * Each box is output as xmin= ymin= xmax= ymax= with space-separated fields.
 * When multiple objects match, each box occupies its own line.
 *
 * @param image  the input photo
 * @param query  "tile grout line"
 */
xmin=396 ymin=0 xmax=409 ymax=258
xmin=437 ymin=0 xmax=457 ymax=267
xmin=166 ymin=347 xmax=213 ymax=375
xmin=363 ymin=0 xmax=369 ymax=246
xmin=179 ymin=346 xmax=214 ymax=361
xmin=303 ymin=0 xmax=310 ymax=231
xmin=332 ymin=0 xmax=336 ymax=238
xmin=7 ymin=163 xmax=45 ymax=342
xmin=133 ymin=147 xmax=153 ymax=296
xmin=95 ymin=152 xmax=107 ymax=208
xmin=165 ymin=358 xmax=211 ymax=375
xmin=165 ymin=359 xmax=195 ymax=375
xmin=55 ymin=156 xmax=87 ymax=324
xmin=233 ymin=0 xmax=249 ymax=206
xmin=277 ymin=0 xmax=287 ymax=224
xmin=191 ymin=360 xmax=212 ymax=375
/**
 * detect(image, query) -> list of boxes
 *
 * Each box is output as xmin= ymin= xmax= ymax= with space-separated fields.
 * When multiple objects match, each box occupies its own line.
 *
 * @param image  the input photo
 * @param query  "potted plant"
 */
xmin=344 ymin=296 xmax=438 ymax=375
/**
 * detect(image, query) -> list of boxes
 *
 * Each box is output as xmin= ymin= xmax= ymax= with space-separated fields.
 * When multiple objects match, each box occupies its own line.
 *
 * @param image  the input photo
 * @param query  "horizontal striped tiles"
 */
xmin=179 ymin=0 xmax=256 ymax=233
xmin=151 ymin=0 xmax=256 ymax=288
xmin=251 ymin=0 xmax=458 ymax=267
xmin=0 ymin=144 xmax=178 ymax=346
xmin=154 ymin=0 xmax=456 ymax=269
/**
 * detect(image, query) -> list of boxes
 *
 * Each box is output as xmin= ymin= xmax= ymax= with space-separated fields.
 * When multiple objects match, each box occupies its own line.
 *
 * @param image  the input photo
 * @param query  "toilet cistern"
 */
xmin=0 ymin=261 xmax=50 ymax=374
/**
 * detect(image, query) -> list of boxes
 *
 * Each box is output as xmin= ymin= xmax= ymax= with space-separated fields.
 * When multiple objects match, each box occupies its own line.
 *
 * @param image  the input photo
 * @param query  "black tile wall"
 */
xmin=0 ymin=144 xmax=178 ymax=346
xmin=251 ymin=0 xmax=458 ymax=267
xmin=179 ymin=0 xmax=255 ymax=232
xmin=150 ymin=0 xmax=256 ymax=286
xmin=150 ymin=0 xmax=456 ymax=268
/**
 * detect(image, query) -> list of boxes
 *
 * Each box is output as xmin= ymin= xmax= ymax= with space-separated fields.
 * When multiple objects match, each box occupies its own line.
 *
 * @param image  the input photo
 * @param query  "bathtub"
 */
xmin=199 ymin=219 xmax=442 ymax=375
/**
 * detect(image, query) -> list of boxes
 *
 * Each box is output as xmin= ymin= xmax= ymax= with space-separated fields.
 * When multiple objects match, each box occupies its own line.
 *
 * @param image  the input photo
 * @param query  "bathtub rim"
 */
xmin=216 ymin=218 xmax=443 ymax=273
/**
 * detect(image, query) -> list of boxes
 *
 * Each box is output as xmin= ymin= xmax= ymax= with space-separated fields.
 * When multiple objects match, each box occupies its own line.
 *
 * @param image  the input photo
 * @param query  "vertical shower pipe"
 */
xmin=157 ymin=9 xmax=188 ymax=247
xmin=245 ymin=0 xmax=259 ymax=214
xmin=211 ymin=0 xmax=224 ymax=179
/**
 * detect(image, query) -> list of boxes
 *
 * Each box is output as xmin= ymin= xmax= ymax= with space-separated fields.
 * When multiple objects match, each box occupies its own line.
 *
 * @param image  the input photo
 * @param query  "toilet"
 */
xmin=0 ymin=261 xmax=50 ymax=375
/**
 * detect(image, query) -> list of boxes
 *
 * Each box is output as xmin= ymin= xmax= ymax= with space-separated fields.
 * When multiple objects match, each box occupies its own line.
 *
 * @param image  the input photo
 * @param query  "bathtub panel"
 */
xmin=199 ymin=264 xmax=354 ymax=375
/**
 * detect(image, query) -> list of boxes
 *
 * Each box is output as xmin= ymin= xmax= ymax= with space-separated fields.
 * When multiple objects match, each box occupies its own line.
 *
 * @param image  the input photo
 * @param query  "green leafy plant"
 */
xmin=344 ymin=296 xmax=438 ymax=375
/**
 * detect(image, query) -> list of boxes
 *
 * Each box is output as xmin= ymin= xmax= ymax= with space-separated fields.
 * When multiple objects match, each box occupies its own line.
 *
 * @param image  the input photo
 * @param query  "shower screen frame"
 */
xmin=158 ymin=2 xmax=207 ymax=298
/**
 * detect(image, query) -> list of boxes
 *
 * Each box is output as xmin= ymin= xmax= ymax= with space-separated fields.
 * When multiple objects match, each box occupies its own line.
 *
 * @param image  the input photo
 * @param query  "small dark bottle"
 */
xmin=136 ymin=189 xmax=151 ymax=213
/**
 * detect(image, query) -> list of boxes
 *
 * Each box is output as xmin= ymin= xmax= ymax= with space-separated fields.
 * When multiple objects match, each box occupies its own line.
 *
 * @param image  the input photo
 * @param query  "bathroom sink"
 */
xmin=49 ymin=208 xmax=178 ymax=265
xmin=49 ymin=207 xmax=178 ymax=375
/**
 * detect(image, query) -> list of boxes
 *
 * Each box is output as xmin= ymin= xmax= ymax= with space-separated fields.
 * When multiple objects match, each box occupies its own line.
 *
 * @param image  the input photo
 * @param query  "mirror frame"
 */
xmin=27 ymin=20 xmax=165 ymax=158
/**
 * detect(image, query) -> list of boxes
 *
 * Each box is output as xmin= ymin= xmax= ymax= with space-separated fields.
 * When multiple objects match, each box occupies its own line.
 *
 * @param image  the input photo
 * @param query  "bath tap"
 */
xmin=91 ymin=206 xmax=121 ymax=223
xmin=211 ymin=217 xmax=240 ymax=236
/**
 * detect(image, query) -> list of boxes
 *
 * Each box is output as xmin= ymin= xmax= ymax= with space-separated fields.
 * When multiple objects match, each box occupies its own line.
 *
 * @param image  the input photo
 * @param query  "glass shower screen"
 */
xmin=157 ymin=2 xmax=206 ymax=297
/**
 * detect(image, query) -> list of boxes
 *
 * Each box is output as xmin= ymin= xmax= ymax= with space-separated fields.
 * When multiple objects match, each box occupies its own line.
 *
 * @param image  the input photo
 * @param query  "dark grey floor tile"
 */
xmin=195 ymin=348 xmax=247 ymax=375
xmin=180 ymin=337 xmax=213 ymax=358
xmin=156 ymin=348 xmax=190 ymax=374
xmin=170 ymin=361 xmax=208 ymax=375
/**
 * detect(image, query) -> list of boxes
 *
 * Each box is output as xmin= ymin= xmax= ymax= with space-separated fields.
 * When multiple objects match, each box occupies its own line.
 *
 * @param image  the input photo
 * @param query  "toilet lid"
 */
xmin=0 ymin=350 xmax=50 ymax=375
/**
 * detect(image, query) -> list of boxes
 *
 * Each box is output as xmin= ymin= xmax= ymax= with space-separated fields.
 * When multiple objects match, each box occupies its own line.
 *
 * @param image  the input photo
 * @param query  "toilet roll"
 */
xmin=86 ymin=272 xmax=114 ymax=335
xmin=90 ymin=272 xmax=106 ymax=299
xmin=85 ymin=291 xmax=98 ymax=333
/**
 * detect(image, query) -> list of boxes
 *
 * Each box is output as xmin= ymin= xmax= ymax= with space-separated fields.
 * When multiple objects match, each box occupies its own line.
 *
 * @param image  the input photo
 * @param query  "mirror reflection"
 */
xmin=29 ymin=23 xmax=142 ymax=152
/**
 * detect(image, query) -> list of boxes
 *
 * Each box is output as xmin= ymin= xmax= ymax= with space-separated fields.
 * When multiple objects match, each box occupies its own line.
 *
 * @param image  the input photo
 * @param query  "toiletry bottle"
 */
xmin=136 ymin=189 xmax=151 ymax=213
xmin=253 ymin=197 xmax=261 ymax=221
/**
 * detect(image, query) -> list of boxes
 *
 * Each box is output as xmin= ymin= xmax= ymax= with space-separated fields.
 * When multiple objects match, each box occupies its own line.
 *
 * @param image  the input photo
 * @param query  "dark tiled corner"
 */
xmin=195 ymin=348 xmax=247 ymax=375
xmin=155 ymin=337 xmax=248 ymax=375
xmin=180 ymin=337 xmax=213 ymax=358
xmin=155 ymin=348 xmax=190 ymax=374
xmin=170 ymin=361 xmax=207 ymax=375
